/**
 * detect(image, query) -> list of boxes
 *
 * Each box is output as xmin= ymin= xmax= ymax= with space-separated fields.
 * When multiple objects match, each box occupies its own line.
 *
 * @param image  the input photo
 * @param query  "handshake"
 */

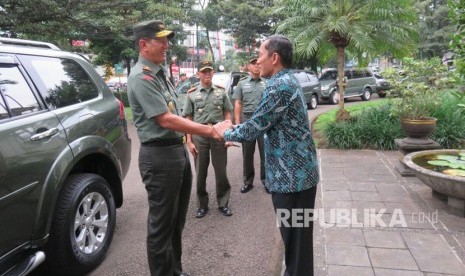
xmin=212 ymin=119 xmax=234 ymax=140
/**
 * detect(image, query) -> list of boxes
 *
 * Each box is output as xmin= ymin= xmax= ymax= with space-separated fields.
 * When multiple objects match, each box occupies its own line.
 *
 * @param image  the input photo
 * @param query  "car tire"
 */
xmin=361 ymin=88 xmax=372 ymax=101
xmin=329 ymin=91 xmax=340 ymax=105
xmin=308 ymin=94 xmax=318 ymax=109
xmin=43 ymin=173 xmax=116 ymax=275
xmin=378 ymin=92 xmax=387 ymax=98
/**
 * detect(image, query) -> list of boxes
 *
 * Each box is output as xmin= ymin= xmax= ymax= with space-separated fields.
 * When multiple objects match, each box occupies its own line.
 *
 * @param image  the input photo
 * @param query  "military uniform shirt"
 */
xmin=127 ymin=55 xmax=183 ymax=143
xmin=224 ymin=69 xmax=319 ymax=193
xmin=183 ymin=84 xmax=233 ymax=123
xmin=232 ymin=76 xmax=266 ymax=113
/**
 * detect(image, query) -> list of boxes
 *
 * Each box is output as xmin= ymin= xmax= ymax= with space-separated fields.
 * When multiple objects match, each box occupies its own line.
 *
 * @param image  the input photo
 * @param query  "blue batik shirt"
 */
xmin=224 ymin=69 xmax=319 ymax=193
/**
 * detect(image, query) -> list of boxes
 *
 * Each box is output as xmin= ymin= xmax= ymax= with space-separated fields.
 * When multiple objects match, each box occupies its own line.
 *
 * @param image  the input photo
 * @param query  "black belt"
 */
xmin=201 ymin=122 xmax=219 ymax=126
xmin=142 ymin=137 xmax=185 ymax=147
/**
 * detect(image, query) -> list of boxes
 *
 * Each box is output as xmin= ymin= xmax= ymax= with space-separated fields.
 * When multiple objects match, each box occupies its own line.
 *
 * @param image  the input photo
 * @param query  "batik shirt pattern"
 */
xmin=224 ymin=69 xmax=319 ymax=193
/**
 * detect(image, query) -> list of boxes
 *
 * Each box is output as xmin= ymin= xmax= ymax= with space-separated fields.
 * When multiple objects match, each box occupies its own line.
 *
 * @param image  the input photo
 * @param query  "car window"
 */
xmin=351 ymin=70 xmax=365 ymax=79
xmin=320 ymin=71 xmax=337 ymax=81
xmin=18 ymin=55 xmax=99 ymax=109
xmin=307 ymin=74 xmax=318 ymax=83
xmin=0 ymin=65 xmax=41 ymax=120
xmin=294 ymin=72 xmax=309 ymax=83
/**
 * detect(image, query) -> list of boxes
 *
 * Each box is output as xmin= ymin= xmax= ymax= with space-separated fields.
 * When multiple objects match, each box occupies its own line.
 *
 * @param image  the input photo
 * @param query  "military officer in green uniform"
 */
xmin=183 ymin=60 xmax=234 ymax=218
xmin=232 ymin=57 xmax=269 ymax=194
xmin=127 ymin=20 xmax=223 ymax=276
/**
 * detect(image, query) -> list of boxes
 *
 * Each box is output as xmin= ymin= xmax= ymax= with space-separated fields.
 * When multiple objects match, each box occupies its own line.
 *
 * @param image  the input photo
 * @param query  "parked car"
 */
xmin=105 ymin=76 xmax=127 ymax=93
xmin=318 ymin=68 xmax=377 ymax=104
xmin=175 ymin=76 xmax=199 ymax=113
xmin=212 ymin=71 xmax=249 ymax=98
xmin=292 ymin=70 xmax=322 ymax=109
xmin=373 ymin=73 xmax=391 ymax=98
xmin=0 ymin=37 xmax=131 ymax=275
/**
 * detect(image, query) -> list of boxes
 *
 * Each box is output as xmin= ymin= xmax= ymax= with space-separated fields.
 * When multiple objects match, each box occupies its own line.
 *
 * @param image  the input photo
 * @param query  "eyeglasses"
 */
xmin=143 ymin=37 xmax=172 ymax=46
xmin=151 ymin=38 xmax=171 ymax=46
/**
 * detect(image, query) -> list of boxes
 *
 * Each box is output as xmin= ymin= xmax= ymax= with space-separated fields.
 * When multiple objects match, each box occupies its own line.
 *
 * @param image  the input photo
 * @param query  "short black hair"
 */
xmin=264 ymin=34 xmax=293 ymax=68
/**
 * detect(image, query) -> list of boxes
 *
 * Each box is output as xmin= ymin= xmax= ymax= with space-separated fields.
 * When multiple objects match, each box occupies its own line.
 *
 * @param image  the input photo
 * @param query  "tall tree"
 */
xmin=417 ymin=0 xmax=455 ymax=59
xmin=0 ymin=0 xmax=192 ymax=75
xmin=275 ymin=0 xmax=418 ymax=120
xmin=215 ymin=0 xmax=277 ymax=59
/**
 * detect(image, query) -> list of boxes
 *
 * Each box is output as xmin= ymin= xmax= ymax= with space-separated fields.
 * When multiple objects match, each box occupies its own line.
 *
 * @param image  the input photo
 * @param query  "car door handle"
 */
xmin=30 ymin=128 xmax=60 ymax=141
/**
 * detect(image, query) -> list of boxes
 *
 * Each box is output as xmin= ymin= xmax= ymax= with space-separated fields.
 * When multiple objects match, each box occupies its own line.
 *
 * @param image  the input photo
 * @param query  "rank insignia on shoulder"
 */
xmin=143 ymin=66 xmax=152 ymax=72
xmin=142 ymin=75 xmax=154 ymax=81
xmin=187 ymin=87 xmax=197 ymax=93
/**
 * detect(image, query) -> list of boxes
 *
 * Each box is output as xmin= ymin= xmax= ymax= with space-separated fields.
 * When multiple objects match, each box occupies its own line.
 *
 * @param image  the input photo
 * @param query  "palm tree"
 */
xmin=275 ymin=0 xmax=418 ymax=120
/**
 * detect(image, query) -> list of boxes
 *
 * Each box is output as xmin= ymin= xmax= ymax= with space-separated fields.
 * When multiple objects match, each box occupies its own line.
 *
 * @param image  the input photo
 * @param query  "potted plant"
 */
xmin=384 ymin=59 xmax=446 ymax=139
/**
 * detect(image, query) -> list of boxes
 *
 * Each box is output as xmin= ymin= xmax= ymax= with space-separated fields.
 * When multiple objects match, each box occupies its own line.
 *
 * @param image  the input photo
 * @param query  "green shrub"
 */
xmin=431 ymin=94 xmax=465 ymax=149
xmin=321 ymin=93 xmax=465 ymax=150
xmin=323 ymin=103 xmax=402 ymax=150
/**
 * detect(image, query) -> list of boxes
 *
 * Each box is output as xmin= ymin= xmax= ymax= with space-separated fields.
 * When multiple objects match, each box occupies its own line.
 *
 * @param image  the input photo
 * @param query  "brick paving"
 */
xmin=310 ymin=149 xmax=465 ymax=276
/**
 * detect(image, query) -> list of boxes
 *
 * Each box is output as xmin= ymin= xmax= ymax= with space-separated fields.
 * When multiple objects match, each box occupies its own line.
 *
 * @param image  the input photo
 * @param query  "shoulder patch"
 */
xmin=143 ymin=66 xmax=152 ymax=73
xmin=142 ymin=75 xmax=154 ymax=81
xmin=187 ymin=86 xmax=197 ymax=93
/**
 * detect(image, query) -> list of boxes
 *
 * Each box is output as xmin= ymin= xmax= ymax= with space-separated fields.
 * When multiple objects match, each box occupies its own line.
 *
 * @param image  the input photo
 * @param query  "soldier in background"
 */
xmin=232 ymin=57 xmax=269 ymax=194
xmin=183 ymin=60 xmax=234 ymax=218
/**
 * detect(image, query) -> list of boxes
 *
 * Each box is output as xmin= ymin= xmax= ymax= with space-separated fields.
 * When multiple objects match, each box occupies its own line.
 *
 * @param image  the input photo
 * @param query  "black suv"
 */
xmin=0 ymin=38 xmax=131 ymax=275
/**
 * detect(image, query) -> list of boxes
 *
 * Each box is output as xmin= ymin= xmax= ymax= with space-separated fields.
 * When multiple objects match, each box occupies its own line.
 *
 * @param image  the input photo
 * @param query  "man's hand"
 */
xmin=213 ymin=120 xmax=233 ymax=138
xmin=186 ymin=141 xmax=198 ymax=158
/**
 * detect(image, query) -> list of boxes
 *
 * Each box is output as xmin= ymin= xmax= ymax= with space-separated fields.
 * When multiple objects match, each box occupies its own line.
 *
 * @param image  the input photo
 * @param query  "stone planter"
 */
xmin=403 ymin=149 xmax=465 ymax=216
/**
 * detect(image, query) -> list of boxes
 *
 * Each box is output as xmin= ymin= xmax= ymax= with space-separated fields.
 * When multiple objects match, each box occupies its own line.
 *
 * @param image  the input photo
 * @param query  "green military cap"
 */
xmin=249 ymin=57 xmax=258 ymax=64
xmin=133 ymin=19 xmax=174 ymax=41
xmin=198 ymin=60 xmax=214 ymax=72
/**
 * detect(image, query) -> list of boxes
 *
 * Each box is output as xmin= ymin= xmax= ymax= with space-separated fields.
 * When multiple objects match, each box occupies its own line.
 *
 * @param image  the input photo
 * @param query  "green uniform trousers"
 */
xmin=192 ymin=135 xmax=231 ymax=209
xmin=241 ymin=113 xmax=266 ymax=186
xmin=139 ymin=143 xmax=192 ymax=276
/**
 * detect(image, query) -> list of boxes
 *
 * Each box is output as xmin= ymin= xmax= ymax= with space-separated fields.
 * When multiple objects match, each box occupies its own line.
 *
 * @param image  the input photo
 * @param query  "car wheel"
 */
xmin=361 ymin=88 xmax=372 ymax=101
xmin=378 ymin=92 xmax=387 ymax=98
xmin=44 ymin=173 xmax=116 ymax=275
xmin=308 ymin=94 xmax=318 ymax=109
xmin=329 ymin=91 xmax=340 ymax=105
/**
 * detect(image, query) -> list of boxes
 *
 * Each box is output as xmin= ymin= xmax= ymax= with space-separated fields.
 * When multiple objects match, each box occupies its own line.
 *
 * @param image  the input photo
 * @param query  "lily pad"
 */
xmin=436 ymin=155 xmax=460 ymax=162
xmin=427 ymin=155 xmax=465 ymax=170
xmin=428 ymin=160 xmax=454 ymax=167
xmin=442 ymin=169 xmax=465 ymax=177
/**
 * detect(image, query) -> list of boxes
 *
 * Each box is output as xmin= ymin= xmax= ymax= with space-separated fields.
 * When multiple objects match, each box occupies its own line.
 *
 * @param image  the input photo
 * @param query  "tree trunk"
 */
xmin=337 ymin=46 xmax=345 ymax=110
xmin=205 ymin=29 xmax=215 ymax=64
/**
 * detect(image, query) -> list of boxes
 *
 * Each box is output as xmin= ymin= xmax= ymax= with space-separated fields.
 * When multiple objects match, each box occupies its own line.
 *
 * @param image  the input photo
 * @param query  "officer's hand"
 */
xmin=213 ymin=120 xmax=233 ymax=138
xmin=187 ymin=141 xmax=198 ymax=157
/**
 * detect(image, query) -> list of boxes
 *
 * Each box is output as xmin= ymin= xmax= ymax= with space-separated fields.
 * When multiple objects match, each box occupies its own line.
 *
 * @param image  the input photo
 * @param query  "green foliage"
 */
xmin=320 ymin=92 xmax=465 ymax=150
xmin=416 ymin=0 xmax=455 ymax=59
xmin=383 ymin=58 xmax=453 ymax=119
xmin=448 ymin=0 xmax=465 ymax=85
xmin=430 ymin=94 xmax=465 ymax=149
xmin=323 ymin=103 xmax=402 ymax=150
xmin=215 ymin=0 xmax=275 ymax=50
xmin=274 ymin=0 xmax=418 ymax=112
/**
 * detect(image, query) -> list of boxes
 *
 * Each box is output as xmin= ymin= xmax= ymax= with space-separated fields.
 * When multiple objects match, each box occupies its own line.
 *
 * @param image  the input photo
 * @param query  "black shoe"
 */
xmin=264 ymin=186 xmax=271 ymax=194
xmin=240 ymin=184 xmax=254 ymax=193
xmin=218 ymin=206 xmax=233 ymax=216
xmin=196 ymin=208 xmax=208 ymax=218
